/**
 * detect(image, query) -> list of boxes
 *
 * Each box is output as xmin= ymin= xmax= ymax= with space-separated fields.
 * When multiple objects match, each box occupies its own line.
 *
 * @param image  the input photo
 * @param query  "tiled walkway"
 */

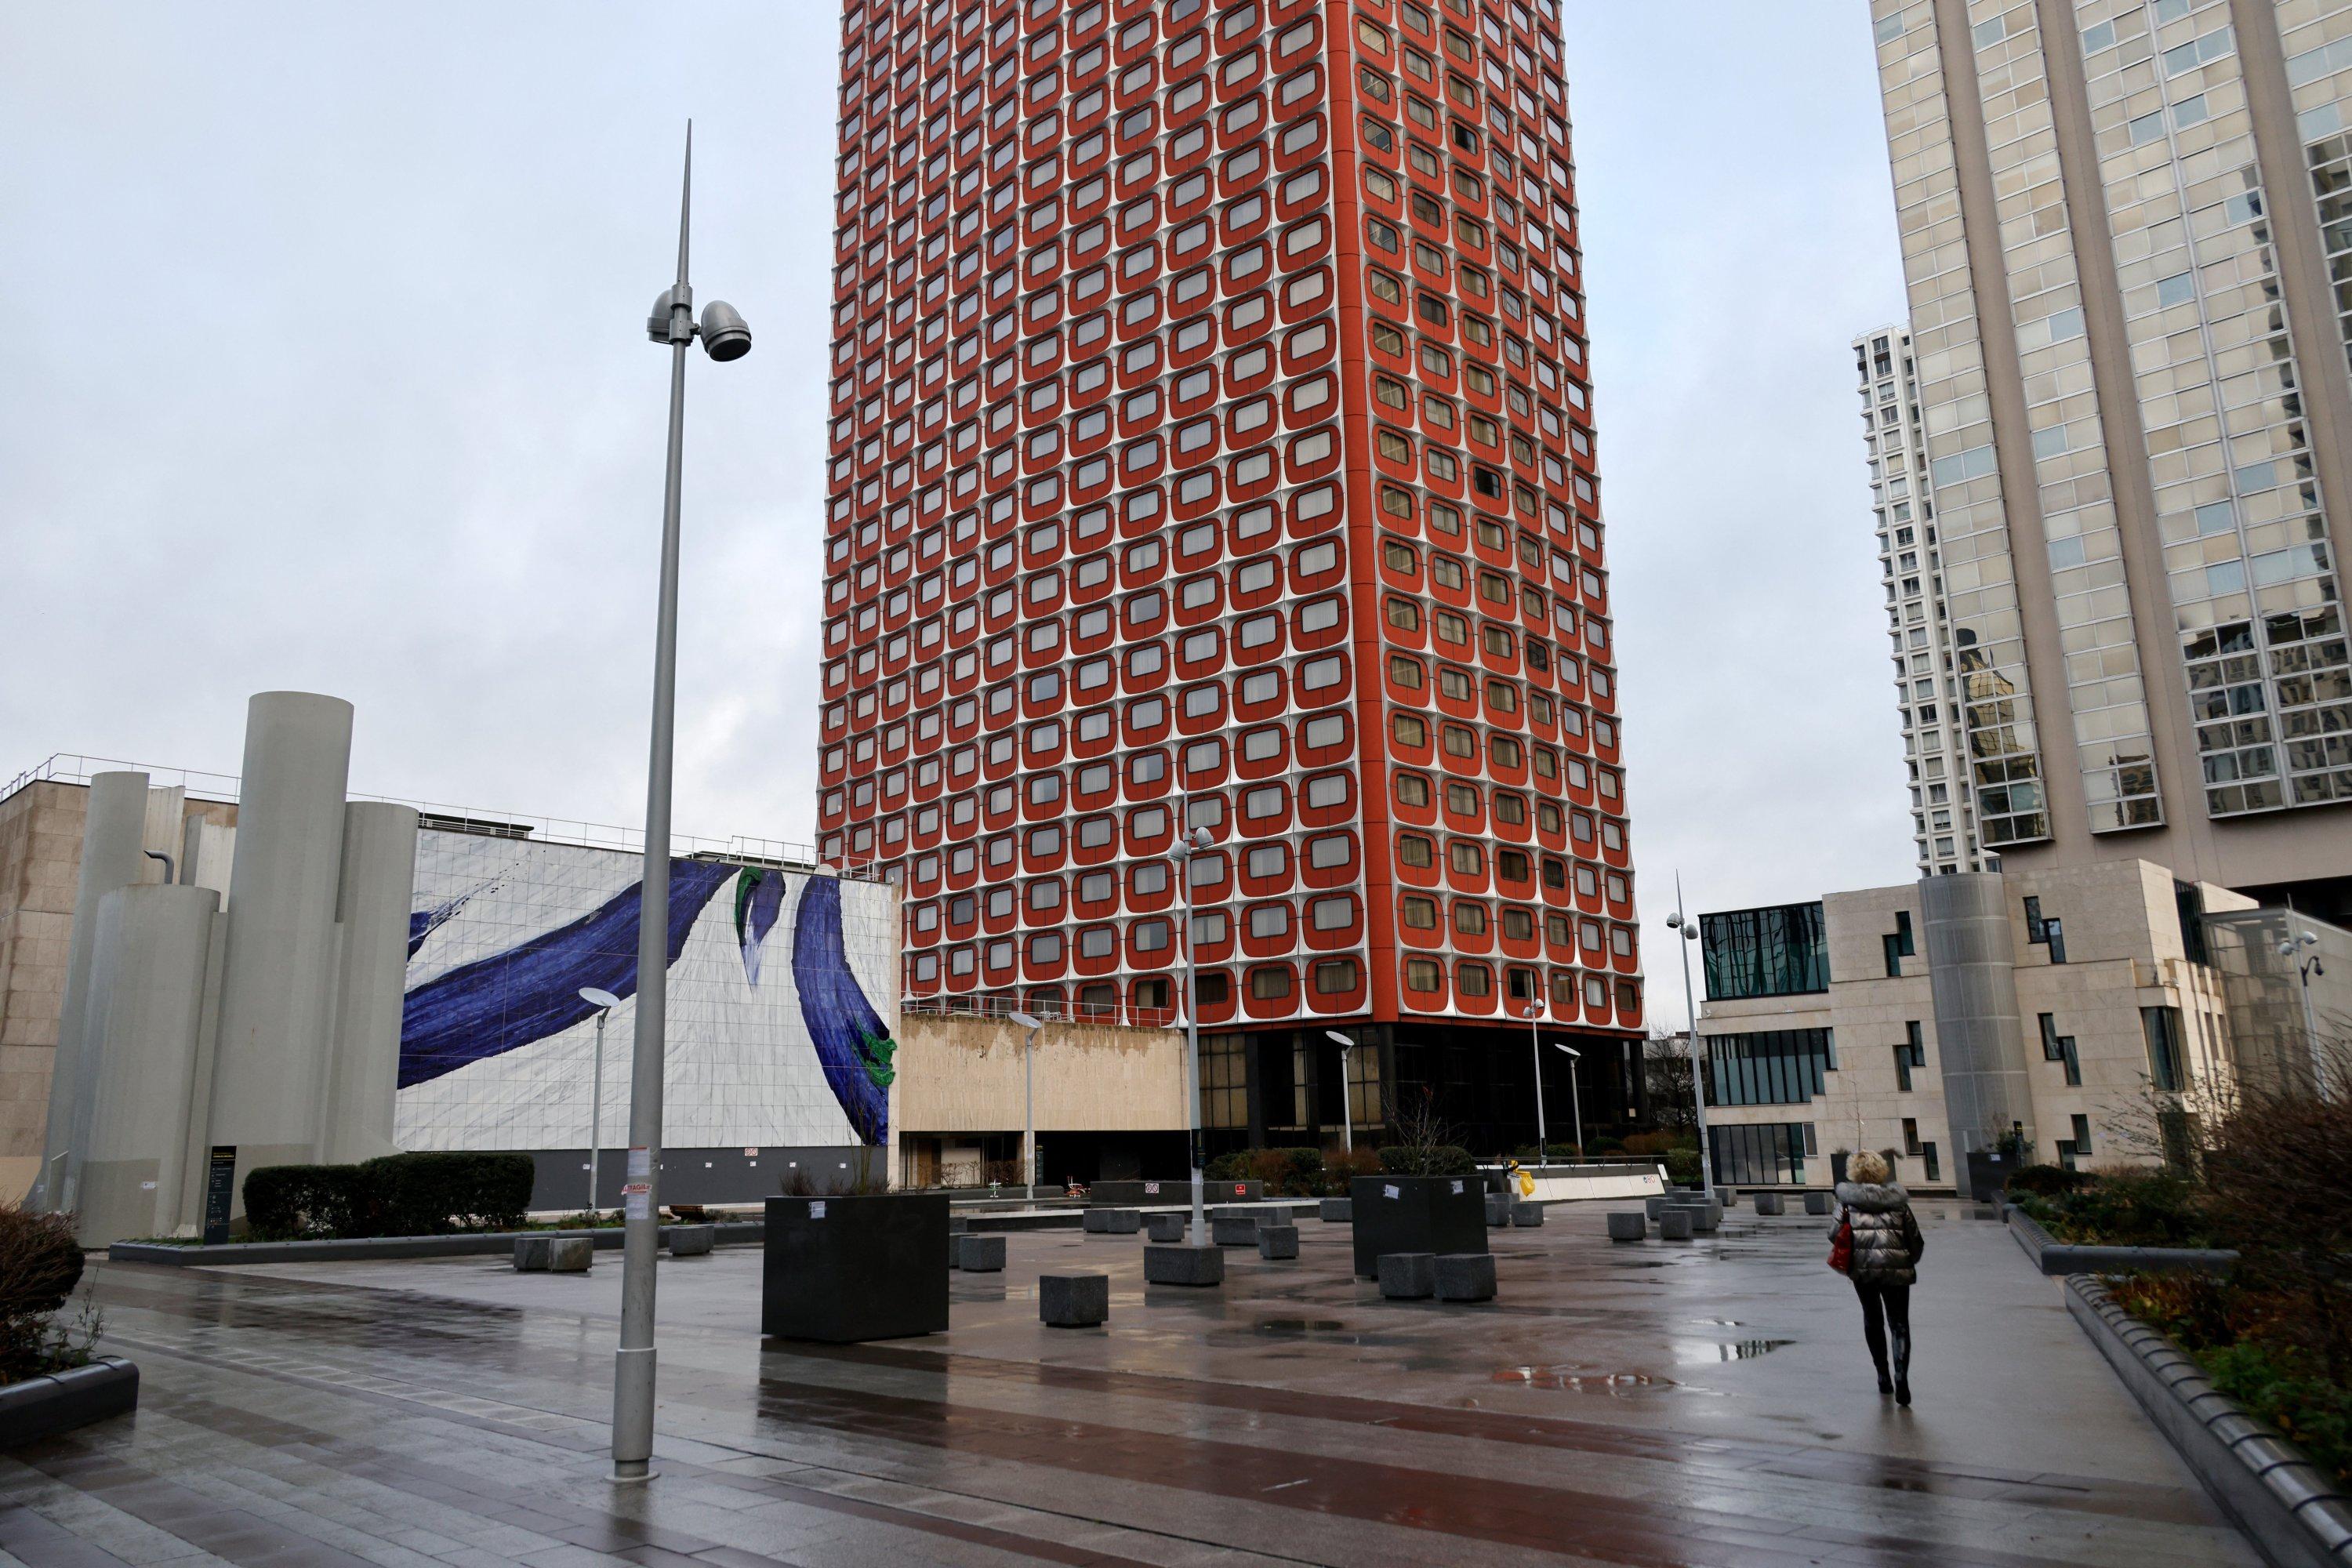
xmin=2 ymin=1200 xmax=2256 ymax=1567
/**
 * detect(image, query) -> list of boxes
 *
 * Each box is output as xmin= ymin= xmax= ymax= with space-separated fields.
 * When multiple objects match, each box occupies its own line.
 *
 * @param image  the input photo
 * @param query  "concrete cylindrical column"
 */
xmin=209 ymin=692 xmax=354 ymax=1200
xmin=76 ymin=884 xmax=220 ymax=1247
xmin=1918 ymin=872 xmax=2038 ymax=1166
xmin=34 ymin=771 xmax=150 ymax=1211
xmin=321 ymin=801 xmax=419 ymax=1164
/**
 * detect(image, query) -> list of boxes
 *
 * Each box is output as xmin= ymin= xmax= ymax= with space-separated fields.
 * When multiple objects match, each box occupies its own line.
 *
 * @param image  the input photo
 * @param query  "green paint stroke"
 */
xmin=857 ymin=1028 xmax=898 ymax=1088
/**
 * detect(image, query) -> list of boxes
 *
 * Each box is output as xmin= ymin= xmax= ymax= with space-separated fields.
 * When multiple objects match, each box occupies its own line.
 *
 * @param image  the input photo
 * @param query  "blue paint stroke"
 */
xmin=733 ymin=867 xmax=784 ymax=987
xmin=397 ymin=859 xmax=735 ymax=1089
xmin=408 ymin=891 xmax=477 ymax=958
xmin=791 ymin=875 xmax=892 ymax=1146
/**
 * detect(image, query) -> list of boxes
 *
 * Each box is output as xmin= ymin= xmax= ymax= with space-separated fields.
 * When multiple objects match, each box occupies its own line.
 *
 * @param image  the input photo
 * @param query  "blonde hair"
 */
xmin=1848 ymin=1149 xmax=1892 ymax=1185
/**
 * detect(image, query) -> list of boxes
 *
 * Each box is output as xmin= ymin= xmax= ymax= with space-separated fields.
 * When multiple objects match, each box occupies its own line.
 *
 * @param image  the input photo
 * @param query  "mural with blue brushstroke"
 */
xmin=395 ymin=833 xmax=896 ymax=1152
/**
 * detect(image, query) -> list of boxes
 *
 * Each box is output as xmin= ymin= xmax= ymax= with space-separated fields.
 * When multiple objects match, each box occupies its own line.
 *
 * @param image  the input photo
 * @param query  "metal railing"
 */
xmin=2 ymin=751 xmax=880 ymax=880
xmin=901 ymin=989 xmax=1180 ymax=1032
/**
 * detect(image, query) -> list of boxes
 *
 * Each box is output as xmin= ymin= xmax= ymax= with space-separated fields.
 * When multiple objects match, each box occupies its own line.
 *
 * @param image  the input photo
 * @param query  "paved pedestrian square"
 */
xmin=2 ymin=1200 xmax=2256 ymax=1566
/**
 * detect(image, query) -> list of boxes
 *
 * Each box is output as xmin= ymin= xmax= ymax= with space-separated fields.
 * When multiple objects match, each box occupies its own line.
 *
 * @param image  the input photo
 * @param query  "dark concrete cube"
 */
xmin=1754 ymin=1192 xmax=1784 ymax=1215
xmin=1644 ymin=1196 xmax=1671 ymax=1219
xmin=1606 ymin=1211 xmax=1646 ymax=1241
xmin=949 ymin=1214 xmax=970 ymax=1234
xmin=513 ymin=1236 xmax=550 ymax=1271
xmin=1256 ymin=1225 xmax=1299 ymax=1260
xmin=1679 ymin=1203 xmax=1720 ymax=1232
xmin=1144 ymin=1213 xmax=1187 ymax=1243
xmin=1143 ymin=1244 xmax=1225 ymax=1287
xmin=1101 ymin=1208 xmax=1141 ymax=1235
xmin=1510 ymin=1203 xmax=1544 ymax=1228
xmin=956 ymin=1233 xmax=1006 ymax=1272
xmin=1377 ymin=1252 xmax=1436 ymax=1299
xmin=548 ymin=1238 xmax=593 ymax=1272
xmin=1080 ymin=1209 xmax=1112 ymax=1234
xmin=1039 ymin=1272 xmax=1109 ymax=1327
xmin=762 ymin=1194 xmax=950 ymax=1343
xmin=1210 ymin=1216 xmax=1261 ymax=1247
xmin=1804 ymin=1191 xmax=1832 ymax=1216
xmin=666 ymin=1224 xmax=714 ymax=1257
xmin=1717 ymin=1188 xmax=1737 ymax=1209
xmin=1485 ymin=1194 xmax=1513 ymax=1229
xmin=1435 ymin=1253 xmax=1497 ymax=1302
xmin=1319 ymin=1198 xmax=1352 ymax=1223
xmin=1350 ymin=1176 xmax=1487 ymax=1280
xmin=1658 ymin=1209 xmax=1693 ymax=1240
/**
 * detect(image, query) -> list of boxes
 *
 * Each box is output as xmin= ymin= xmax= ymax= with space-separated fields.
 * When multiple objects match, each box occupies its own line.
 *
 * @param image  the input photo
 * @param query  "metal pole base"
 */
xmin=612 ymin=1343 xmax=658 ymax=1480
xmin=610 ymin=1460 xmax=658 ymax=1484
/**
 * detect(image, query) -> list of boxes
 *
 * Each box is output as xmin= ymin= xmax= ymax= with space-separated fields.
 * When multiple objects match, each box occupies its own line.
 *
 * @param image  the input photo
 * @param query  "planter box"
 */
xmin=1349 ymin=1176 xmax=1486 ymax=1280
xmin=110 ymin=1221 xmax=756 ymax=1267
xmin=1965 ymin=1149 xmax=2020 ymax=1203
xmin=762 ymin=1194 xmax=949 ymax=1343
xmin=2069 ymin=1277 xmax=2352 ymax=1568
xmin=0 ymin=1357 xmax=138 ymax=1448
xmin=2006 ymin=1207 xmax=2238 ymax=1279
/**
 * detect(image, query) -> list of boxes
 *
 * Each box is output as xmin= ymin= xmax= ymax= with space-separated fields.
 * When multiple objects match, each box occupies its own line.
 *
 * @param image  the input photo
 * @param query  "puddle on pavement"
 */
xmin=1492 ymin=1364 xmax=1678 ymax=1396
xmin=1255 ymin=1319 xmax=1351 ymax=1334
xmin=1671 ymin=1338 xmax=1793 ymax=1365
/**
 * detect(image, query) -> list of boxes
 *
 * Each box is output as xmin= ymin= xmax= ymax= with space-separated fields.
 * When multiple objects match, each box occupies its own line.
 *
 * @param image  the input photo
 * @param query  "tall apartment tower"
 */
xmin=816 ymin=0 xmax=1643 ymax=1150
xmin=1871 ymin=0 xmax=2352 ymax=920
xmin=1857 ymin=323 xmax=1991 ymax=875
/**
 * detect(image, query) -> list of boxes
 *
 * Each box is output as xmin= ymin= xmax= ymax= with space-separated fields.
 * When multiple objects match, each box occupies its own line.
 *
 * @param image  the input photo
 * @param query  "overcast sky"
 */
xmin=0 ymin=4 xmax=1915 ymax=1025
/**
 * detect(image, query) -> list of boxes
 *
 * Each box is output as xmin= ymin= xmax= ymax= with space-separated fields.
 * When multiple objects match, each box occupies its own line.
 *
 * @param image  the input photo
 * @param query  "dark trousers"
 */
xmin=1853 ymin=1278 xmax=1911 ymax=1380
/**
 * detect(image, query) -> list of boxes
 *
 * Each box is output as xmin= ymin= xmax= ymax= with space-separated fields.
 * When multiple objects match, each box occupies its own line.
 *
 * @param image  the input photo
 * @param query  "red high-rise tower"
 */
xmin=818 ymin=0 xmax=1642 ymax=1153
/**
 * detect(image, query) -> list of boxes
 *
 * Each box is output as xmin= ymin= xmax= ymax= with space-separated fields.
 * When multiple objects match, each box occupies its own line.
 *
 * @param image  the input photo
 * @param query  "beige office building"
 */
xmin=1871 ymin=0 xmax=2352 ymax=920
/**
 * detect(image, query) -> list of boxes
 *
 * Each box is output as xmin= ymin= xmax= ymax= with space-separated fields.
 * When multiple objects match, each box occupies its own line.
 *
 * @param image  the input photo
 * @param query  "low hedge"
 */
xmin=1377 ymin=1144 xmax=1475 ymax=1177
xmin=245 ymin=1152 xmax=535 ymax=1240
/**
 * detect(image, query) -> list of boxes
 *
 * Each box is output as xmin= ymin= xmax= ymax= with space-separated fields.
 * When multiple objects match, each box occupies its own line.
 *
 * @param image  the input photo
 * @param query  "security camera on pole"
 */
xmin=612 ymin=123 xmax=753 ymax=1486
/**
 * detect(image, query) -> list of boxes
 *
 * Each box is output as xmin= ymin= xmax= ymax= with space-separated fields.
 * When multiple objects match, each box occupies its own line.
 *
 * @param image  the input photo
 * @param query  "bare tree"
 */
xmin=1642 ymin=1026 xmax=1697 ymax=1134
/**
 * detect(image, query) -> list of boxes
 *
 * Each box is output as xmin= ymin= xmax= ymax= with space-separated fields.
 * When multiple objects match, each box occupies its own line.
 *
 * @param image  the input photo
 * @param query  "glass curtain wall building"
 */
xmin=816 ymin=0 xmax=1643 ymax=1149
xmin=1870 ymin=0 xmax=2352 ymax=920
xmin=1855 ymin=324 xmax=1991 ymax=874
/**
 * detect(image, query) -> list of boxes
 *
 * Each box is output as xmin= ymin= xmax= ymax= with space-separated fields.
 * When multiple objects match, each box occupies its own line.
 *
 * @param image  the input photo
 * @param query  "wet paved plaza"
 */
xmin=1 ymin=1200 xmax=2256 ymax=1567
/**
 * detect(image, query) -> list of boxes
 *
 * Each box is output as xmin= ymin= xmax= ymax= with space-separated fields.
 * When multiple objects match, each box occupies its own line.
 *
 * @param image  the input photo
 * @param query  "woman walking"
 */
xmin=1835 ymin=1149 xmax=1925 ymax=1406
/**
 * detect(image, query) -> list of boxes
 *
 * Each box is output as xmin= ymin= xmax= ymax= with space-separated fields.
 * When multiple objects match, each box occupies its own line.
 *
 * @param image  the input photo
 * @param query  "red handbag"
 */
xmin=1828 ymin=1207 xmax=1854 ymax=1275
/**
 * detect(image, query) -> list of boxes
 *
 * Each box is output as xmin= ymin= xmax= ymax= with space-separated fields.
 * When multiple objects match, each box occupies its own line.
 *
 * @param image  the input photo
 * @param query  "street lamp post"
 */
xmin=1552 ymin=1043 xmax=1582 ymax=1163
xmin=579 ymin=988 xmax=622 ymax=1214
xmin=1664 ymin=873 xmax=1716 ymax=1193
xmin=1171 ymin=825 xmax=1216 ymax=1247
xmin=1010 ymin=1010 xmax=1042 ymax=1199
xmin=1519 ymin=1000 xmax=1548 ymax=1164
xmin=612 ymin=124 xmax=753 ymax=1486
xmin=1323 ymin=1030 xmax=1356 ymax=1156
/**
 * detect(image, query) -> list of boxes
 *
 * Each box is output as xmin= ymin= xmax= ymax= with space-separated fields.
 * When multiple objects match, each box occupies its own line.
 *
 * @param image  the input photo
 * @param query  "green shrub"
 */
xmin=244 ymin=1163 xmax=371 ymax=1240
xmin=2205 ymin=1341 xmax=2352 ymax=1487
xmin=2005 ymin=1163 xmax=2090 ymax=1199
xmin=1664 ymin=1149 xmax=1701 ymax=1188
xmin=0 ymin=1204 xmax=87 ymax=1386
xmin=1204 ymin=1151 xmax=1249 ymax=1183
xmin=2022 ymin=1167 xmax=2209 ymax=1248
xmin=1622 ymin=1130 xmax=1694 ymax=1159
xmin=1377 ymin=1144 xmax=1475 ymax=1177
xmin=361 ymin=1152 xmax=534 ymax=1235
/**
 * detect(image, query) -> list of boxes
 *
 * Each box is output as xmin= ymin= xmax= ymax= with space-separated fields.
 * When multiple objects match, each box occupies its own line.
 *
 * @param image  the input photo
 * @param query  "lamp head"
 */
xmin=699 ymin=300 xmax=753 ymax=361
xmin=579 ymin=986 xmax=622 ymax=1011
xmin=1553 ymin=1043 xmax=1580 ymax=1058
xmin=1664 ymin=913 xmax=1682 ymax=931
xmin=1324 ymin=1029 xmax=1353 ymax=1049
xmin=1009 ymin=1010 xmax=1041 ymax=1031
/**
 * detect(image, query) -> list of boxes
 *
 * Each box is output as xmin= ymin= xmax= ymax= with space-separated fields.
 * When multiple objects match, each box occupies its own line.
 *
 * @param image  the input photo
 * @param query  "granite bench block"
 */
xmin=1658 ymin=1209 xmax=1693 ymax=1240
xmin=956 ymin=1234 xmax=1006 ymax=1272
xmin=1143 ymin=1244 xmax=1225 ymax=1287
xmin=1510 ymin=1203 xmax=1544 ymax=1227
xmin=1039 ymin=1273 xmax=1109 ymax=1327
xmin=1100 ymin=1209 xmax=1142 ymax=1235
xmin=1378 ymin=1252 xmax=1436 ymax=1299
xmin=548 ymin=1237 xmax=593 ymax=1272
xmin=1144 ymin=1213 xmax=1187 ymax=1243
xmin=514 ymin=1236 xmax=551 ymax=1272
xmin=1435 ymin=1253 xmax=1497 ymax=1302
xmin=1257 ymin=1225 xmax=1299 ymax=1260
xmin=1753 ymin=1192 xmax=1784 ymax=1215
xmin=1485 ymin=1194 xmax=1513 ymax=1229
xmin=1210 ymin=1216 xmax=1261 ymax=1247
xmin=1606 ymin=1211 xmax=1646 ymax=1241
xmin=1319 ymin=1198 xmax=1352 ymax=1223
xmin=1080 ymin=1209 xmax=1112 ymax=1234
xmin=1644 ymin=1196 xmax=1670 ymax=1220
xmin=1804 ymin=1192 xmax=1832 ymax=1216
xmin=666 ymin=1224 xmax=715 ymax=1257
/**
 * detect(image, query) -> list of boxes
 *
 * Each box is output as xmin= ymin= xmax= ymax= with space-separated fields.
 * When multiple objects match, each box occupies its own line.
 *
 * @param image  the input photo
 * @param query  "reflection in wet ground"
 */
xmin=1670 ymin=1337 xmax=1794 ymax=1364
xmin=1493 ymin=1364 xmax=1679 ymax=1396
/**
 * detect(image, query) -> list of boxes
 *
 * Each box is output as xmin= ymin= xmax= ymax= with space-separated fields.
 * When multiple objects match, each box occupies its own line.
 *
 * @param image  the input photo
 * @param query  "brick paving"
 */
xmin=1 ymin=1199 xmax=2258 ymax=1566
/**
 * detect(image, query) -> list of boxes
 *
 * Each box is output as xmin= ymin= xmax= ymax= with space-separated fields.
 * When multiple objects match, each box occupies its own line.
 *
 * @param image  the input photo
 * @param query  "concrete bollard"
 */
xmin=1040 ymin=1273 xmax=1109 ymax=1327
xmin=1210 ymin=1215 xmax=1261 ymax=1247
xmin=547 ymin=1237 xmax=593 ymax=1272
xmin=1484 ymin=1194 xmax=1513 ymax=1229
xmin=1144 ymin=1213 xmax=1186 ymax=1243
xmin=1510 ymin=1203 xmax=1545 ymax=1228
xmin=1754 ymin=1192 xmax=1784 ymax=1216
xmin=956 ymin=1234 xmax=1006 ymax=1272
xmin=1658 ymin=1210 xmax=1693 ymax=1241
xmin=1434 ymin=1253 xmax=1497 ymax=1302
xmin=1804 ymin=1191 xmax=1832 ymax=1216
xmin=1256 ymin=1225 xmax=1299 ymax=1261
xmin=1645 ymin=1196 xmax=1671 ymax=1220
xmin=1606 ymin=1211 xmax=1646 ymax=1241
xmin=1377 ymin=1252 xmax=1436 ymax=1299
